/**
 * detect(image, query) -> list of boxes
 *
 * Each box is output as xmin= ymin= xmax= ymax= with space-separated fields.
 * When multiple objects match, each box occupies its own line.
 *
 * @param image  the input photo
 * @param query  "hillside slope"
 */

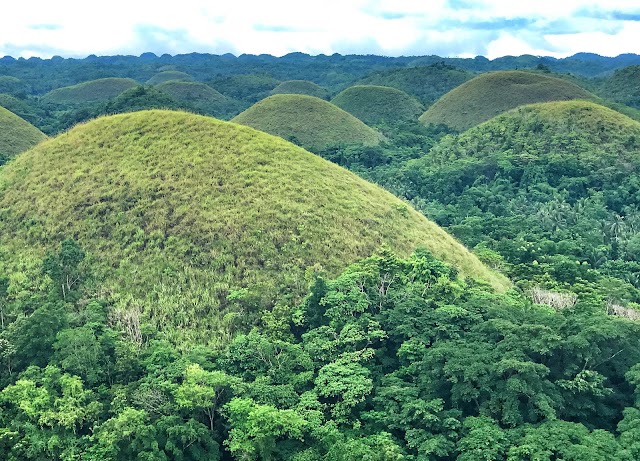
xmin=147 ymin=71 xmax=193 ymax=85
xmin=357 ymin=63 xmax=474 ymax=105
xmin=420 ymin=71 xmax=596 ymax=131
xmin=155 ymin=80 xmax=240 ymax=118
xmin=598 ymin=65 xmax=640 ymax=110
xmin=0 ymin=105 xmax=47 ymax=162
xmin=0 ymin=110 xmax=507 ymax=343
xmin=232 ymin=94 xmax=384 ymax=150
xmin=331 ymin=85 xmax=424 ymax=125
xmin=270 ymin=80 xmax=329 ymax=99
xmin=41 ymin=78 xmax=139 ymax=104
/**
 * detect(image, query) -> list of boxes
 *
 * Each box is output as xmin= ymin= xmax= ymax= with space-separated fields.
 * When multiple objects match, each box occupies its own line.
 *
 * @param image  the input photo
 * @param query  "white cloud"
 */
xmin=1 ymin=0 xmax=639 ymax=58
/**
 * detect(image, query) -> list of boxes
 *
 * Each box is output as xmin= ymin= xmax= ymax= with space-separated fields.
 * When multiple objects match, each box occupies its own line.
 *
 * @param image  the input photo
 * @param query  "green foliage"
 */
xmin=271 ymin=80 xmax=330 ymax=100
xmin=420 ymin=71 xmax=597 ymax=131
xmin=232 ymin=94 xmax=385 ymax=151
xmin=331 ymin=85 xmax=424 ymax=126
xmin=0 ymin=105 xmax=46 ymax=163
xmin=40 ymin=78 xmax=139 ymax=105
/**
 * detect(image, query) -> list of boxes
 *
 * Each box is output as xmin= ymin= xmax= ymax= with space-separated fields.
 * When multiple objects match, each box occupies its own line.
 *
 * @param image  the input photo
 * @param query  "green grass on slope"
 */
xmin=41 ymin=78 xmax=139 ymax=105
xmin=331 ymin=85 xmax=424 ymax=125
xmin=232 ymin=94 xmax=385 ymax=151
xmin=147 ymin=71 xmax=193 ymax=86
xmin=154 ymin=80 xmax=240 ymax=118
xmin=597 ymin=65 xmax=640 ymax=110
xmin=420 ymin=71 xmax=597 ymax=131
xmin=357 ymin=63 xmax=474 ymax=105
xmin=0 ymin=106 xmax=47 ymax=163
xmin=0 ymin=110 xmax=507 ymax=344
xmin=270 ymin=80 xmax=330 ymax=100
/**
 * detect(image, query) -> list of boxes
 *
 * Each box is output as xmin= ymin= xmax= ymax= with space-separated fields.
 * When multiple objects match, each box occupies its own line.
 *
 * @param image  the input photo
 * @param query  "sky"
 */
xmin=2 ymin=0 xmax=640 ymax=59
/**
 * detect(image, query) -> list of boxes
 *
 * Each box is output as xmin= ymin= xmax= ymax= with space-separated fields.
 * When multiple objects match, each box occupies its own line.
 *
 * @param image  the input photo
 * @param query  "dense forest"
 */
xmin=1 ymin=51 xmax=640 ymax=460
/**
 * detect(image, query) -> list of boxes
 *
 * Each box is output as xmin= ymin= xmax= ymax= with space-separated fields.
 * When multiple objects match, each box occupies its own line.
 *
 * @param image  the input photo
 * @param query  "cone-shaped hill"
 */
xmin=407 ymin=100 xmax=640 ymax=204
xmin=420 ymin=71 xmax=596 ymax=131
xmin=357 ymin=63 xmax=474 ymax=105
xmin=0 ymin=110 xmax=507 ymax=344
xmin=155 ymin=80 xmax=240 ymax=118
xmin=331 ymin=85 xmax=424 ymax=125
xmin=147 ymin=71 xmax=193 ymax=86
xmin=0 ymin=106 xmax=46 ymax=163
xmin=271 ymin=80 xmax=329 ymax=99
xmin=41 ymin=78 xmax=139 ymax=105
xmin=232 ymin=94 xmax=384 ymax=151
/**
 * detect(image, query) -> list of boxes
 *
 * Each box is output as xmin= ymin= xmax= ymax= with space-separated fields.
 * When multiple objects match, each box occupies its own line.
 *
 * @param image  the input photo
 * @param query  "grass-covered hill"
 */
xmin=356 ymin=63 xmax=474 ymax=105
xmin=154 ymin=80 xmax=241 ymax=118
xmin=597 ymin=65 xmax=640 ymax=110
xmin=0 ymin=105 xmax=46 ymax=163
xmin=41 ymin=78 xmax=139 ymax=105
xmin=270 ymin=80 xmax=329 ymax=99
xmin=232 ymin=94 xmax=384 ymax=151
xmin=404 ymin=100 xmax=640 ymax=289
xmin=0 ymin=110 xmax=507 ymax=343
xmin=419 ymin=71 xmax=597 ymax=131
xmin=209 ymin=74 xmax=281 ymax=103
xmin=331 ymin=85 xmax=424 ymax=125
xmin=146 ymin=71 xmax=193 ymax=86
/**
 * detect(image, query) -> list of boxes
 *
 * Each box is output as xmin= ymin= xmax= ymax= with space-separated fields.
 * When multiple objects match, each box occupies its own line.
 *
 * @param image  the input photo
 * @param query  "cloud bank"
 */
xmin=1 ymin=0 xmax=639 ymax=59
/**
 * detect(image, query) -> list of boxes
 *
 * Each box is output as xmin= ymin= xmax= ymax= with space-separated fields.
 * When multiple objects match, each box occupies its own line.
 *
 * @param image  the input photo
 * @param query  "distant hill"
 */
xmin=270 ymin=80 xmax=329 ymax=99
xmin=0 ymin=105 xmax=46 ymax=163
xmin=155 ymin=80 xmax=241 ymax=118
xmin=420 ymin=71 xmax=596 ymax=131
xmin=0 ymin=93 xmax=41 ymax=125
xmin=356 ymin=63 xmax=474 ymax=105
xmin=210 ymin=74 xmax=280 ymax=103
xmin=597 ymin=65 xmax=640 ymax=110
xmin=0 ymin=110 xmax=507 ymax=343
xmin=232 ymin=94 xmax=384 ymax=151
xmin=331 ymin=85 xmax=424 ymax=125
xmin=0 ymin=76 xmax=25 ymax=96
xmin=146 ymin=71 xmax=193 ymax=85
xmin=41 ymin=78 xmax=139 ymax=105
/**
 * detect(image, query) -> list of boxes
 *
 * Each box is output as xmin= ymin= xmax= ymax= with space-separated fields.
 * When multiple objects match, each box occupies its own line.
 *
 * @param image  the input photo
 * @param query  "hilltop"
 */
xmin=155 ymin=80 xmax=240 ymax=118
xmin=419 ymin=71 xmax=596 ymax=131
xmin=41 ymin=78 xmax=139 ymax=105
xmin=270 ymin=80 xmax=329 ymax=99
xmin=0 ymin=110 xmax=506 ymax=343
xmin=356 ymin=63 xmax=474 ymax=105
xmin=0 ymin=105 xmax=46 ymax=163
xmin=331 ymin=85 xmax=424 ymax=125
xmin=146 ymin=71 xmax=193 ymax=85
xmin=232 ymin=94 xmax=384 ymax=151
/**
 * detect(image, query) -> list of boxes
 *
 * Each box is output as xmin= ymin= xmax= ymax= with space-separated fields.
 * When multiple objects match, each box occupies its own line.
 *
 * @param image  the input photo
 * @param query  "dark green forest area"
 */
xmin=2 ymin=51 xmax=640 ymax=460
